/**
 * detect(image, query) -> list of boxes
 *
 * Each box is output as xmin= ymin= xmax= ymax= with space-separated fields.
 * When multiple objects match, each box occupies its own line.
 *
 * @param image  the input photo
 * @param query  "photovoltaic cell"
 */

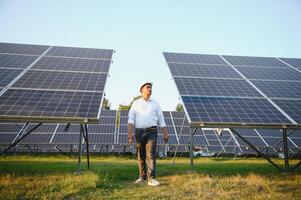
xmin=223 ymin=55 xmax=289 ymax=67
xmin=182 ymin=96 xmax=291 ymax=124
xmin=174 ymin=77 xmax=262 ymax=97
xmin=251 ymin=80 xmax=301 ymax=98
xmin=0 ymin=43 xmax=50 ymax=55
xmin=32 ymin=56 xmax=111 ymax=73
xmin=168 ymin=63 xmax=241 ymax=78
xmin=0 ymin=89 xmax=102 ymax=120
xmin=0 ymin=54 xmax=39 ymax=69
xmin=235 ymin=66 xmax=301 ymax=81
xmin=272 ymin=99 xmax=301 ymax=123
xmin=0 ymin=69 xmax=23 ymax=87
xmin=46 ymin=46 xmax=113 ymax=59
xmin=12 ymin=70 xmax=107 ymax=92
xmin=164 ymin=52 xmax=227 ymax=65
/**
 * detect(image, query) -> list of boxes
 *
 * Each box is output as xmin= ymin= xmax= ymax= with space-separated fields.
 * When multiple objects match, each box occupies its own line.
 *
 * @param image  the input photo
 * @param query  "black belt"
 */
xmin=136 ymin=126 xmax=157 ymax=132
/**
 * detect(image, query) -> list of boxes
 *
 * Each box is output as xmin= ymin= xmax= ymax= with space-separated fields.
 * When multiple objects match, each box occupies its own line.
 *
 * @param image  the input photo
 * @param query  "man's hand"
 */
xmin=128 ymin=123 xmax=134 ymax=144
xmin=162 ymin=127 xmax=169 ymax=143
xmin=128 ymin=134 xmax=133 ymax=144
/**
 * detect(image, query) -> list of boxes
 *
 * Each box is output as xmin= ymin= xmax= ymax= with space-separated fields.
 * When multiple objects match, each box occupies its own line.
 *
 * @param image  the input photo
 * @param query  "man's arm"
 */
xmin=128 ymin=123 xmax=134 ymax=143
xmin=161 ymin=126 xmax=169 ymax=143
xmin=156 ymin=102 xmax=169 ymax=143
xmin=128 ymin=100 xmax=136 ymax=144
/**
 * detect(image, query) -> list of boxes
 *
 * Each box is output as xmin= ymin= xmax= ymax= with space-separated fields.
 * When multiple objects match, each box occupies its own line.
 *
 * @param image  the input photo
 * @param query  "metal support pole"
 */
xmin=230 ymin=128 xmax=284 ymax=172
xmin=274 ymin=129 xmax=295 ymax=147
xmin=190 ymin=128 xmax=197 ymax=168
xmin=55 ymin=145 xmax=64 ymax=153
xmin=84 ymin=124 xmax=90 ymax=170
xmin=77 ymin=124 xmax=83 ymax=174
xmin=172 ymin=115 xmax=186 ymax=165
xmin=2 ymin=123 xmax=42 ymax=155
xmin=25 ymin=144 xmax=34 ymax=154
xmin=282 ymin=129 xmax=290 ymax=172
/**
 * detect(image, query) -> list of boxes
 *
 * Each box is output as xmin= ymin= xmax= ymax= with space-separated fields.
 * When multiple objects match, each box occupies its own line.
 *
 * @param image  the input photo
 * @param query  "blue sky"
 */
xmin=0 ymin=0 xmax=300 ymax=110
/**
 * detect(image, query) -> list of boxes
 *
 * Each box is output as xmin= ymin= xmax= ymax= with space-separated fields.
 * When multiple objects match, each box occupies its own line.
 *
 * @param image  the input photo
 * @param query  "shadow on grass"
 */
xmin=0 ymin=158 xmax=300 ymax=179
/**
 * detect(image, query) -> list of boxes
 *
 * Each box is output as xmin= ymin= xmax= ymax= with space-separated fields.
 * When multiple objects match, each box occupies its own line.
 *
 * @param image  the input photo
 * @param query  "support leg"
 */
xmin=230 ymin=128 xmax=283 ymax=172
xmin=77 ymin=124 xmax=83 ymax=174
xmin=2 ymin=123 xmax=42 ymax=155
xmin=282 ymin=129 xmax=290 ymax=172
xmin=190 ymin=128 xmax=197 ymax=168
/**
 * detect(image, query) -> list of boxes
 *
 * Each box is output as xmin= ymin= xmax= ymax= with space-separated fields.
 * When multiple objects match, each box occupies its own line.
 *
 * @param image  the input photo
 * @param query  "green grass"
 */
xmin=0 ymin=155 xmax=300 ymax=199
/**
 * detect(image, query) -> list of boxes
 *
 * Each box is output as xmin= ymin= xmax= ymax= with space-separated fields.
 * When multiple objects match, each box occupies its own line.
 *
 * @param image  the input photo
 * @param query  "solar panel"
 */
xmin=0 ymin=43 xmax=49 ymax=55
xmin=174 ymin=77 xmax=262 ymax=97
xmin=0 ymin=69 xmax=23 ymax=87
xmin=32 ymin=56 xmax=111 ymax=73
xmin=118 ymin=110 xmax=129 ymax=144
xmin=12 ymin=70 xmax=107 ymax=91
xmin=164 ymin=52 xmax=227 ymax=65
xmin=233 ymin=128 xmax=258 ymax=137
xmin=251 ymin=80 xmax=301 ymax=98
xmin=89 ymin=134 xmax=115 ymax=144
xmin=0 ymin=134 xmax=17 ymax=144
xmin=52 ymin=134 xmax=79 ymax=144
xmin=182 ymin=96 xmax=291 ymax=124
xmin=0 ymin=54 xmax=39 ymax=69
xmin=20 ymin=134 xmax=52 ymax=144
xmin=235 ymin=136 xmax=266 ymax=147
xmin=164 ymin=52 xmax=301 ymax=128
xmin=272 ymin=99 xmax=301 ymax=124
xmin=0 ymin=42 xmax=113 ymax=123
xmin=279 ymin=58 xmax=301 ymax=70
xmin=46 ymin=46 xmax=113 ymax=59
xmin=235 ymin=66 xmax=301 ymax=81
xmin=223 ymin=55 xmax=288 ymax=67
xmin=0 ymin=89 xmax=102 ymax=120
xmin=168 ymin=63 xmax=241 ymax=78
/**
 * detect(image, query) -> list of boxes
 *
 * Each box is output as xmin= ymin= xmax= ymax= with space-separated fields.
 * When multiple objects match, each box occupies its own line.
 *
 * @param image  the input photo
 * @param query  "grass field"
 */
xmin=0 ymin=155 xmax=300 ymax=200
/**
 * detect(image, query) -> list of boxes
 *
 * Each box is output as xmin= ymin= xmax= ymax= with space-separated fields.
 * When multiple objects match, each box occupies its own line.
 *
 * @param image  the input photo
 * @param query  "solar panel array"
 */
xmin=0 ymin=110 xmax=117 ymax=152
xmin=164 ymin=52 xmax=301 ymax=127
xmin=0 ymin=42 xmax=113 ymax=123
xmin=1 ymin=111 xmax=300 ymax=155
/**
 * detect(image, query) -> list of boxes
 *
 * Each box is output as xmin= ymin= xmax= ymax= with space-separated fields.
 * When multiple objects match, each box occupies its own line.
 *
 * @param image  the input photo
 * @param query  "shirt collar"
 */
xmin=141 ymin=97 xmax=152 ymax=102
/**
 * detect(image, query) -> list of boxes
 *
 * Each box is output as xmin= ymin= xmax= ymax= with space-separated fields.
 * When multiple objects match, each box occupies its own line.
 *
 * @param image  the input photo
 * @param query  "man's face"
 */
xmin=141 ymin=84 xmax=152 ymax=96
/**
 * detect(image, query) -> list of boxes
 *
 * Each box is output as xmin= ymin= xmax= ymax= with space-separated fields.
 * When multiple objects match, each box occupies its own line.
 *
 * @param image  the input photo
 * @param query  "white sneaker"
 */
xmin=134 ymin=177 xmax=146 ymax=184
xmin=147 ymin=179 xmax=160 ymax=186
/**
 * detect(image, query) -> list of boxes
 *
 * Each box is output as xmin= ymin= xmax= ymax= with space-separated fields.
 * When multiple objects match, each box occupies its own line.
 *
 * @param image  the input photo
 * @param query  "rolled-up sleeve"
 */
xmin=156 ymin=103 xmax=166 ymax=128
xmin=128 ymin=101 xmax=136 ymax=125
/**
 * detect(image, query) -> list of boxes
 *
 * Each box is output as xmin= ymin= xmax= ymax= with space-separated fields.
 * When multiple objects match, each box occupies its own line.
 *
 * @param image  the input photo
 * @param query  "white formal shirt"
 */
xmin=128 ymin=97 xmax=166 ymax=129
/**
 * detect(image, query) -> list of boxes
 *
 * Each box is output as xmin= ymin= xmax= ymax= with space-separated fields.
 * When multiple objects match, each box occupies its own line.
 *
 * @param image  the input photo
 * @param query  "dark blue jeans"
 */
xmin=135 ymin=129 xmax=157 ymax=180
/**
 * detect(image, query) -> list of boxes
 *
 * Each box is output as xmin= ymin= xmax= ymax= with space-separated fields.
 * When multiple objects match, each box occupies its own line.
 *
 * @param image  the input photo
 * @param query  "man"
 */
xmin=128 ymin=82 xmax=169 ymax=186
